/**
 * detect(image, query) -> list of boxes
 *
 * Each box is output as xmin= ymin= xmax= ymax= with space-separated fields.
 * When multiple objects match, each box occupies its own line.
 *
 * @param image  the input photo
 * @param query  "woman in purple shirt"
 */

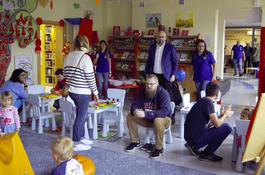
xmin=189 ymin=40 xmax=216 ymax=99
xmin=93 ymin=40 xmax=111 ymax=99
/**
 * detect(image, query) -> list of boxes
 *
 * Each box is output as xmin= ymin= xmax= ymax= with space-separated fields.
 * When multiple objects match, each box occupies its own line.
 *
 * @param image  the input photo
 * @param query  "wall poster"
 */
xmin=14 ymin=55 xmax=33 ymax=85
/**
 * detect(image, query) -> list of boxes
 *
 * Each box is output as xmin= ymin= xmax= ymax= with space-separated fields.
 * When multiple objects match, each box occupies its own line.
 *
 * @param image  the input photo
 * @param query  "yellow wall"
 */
xmin=5 ymin=0 xmax=265 ymax=83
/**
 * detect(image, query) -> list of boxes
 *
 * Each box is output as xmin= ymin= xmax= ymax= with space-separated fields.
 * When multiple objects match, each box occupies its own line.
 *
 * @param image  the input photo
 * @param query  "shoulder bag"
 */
xmin=62 ymin=54 xmax=85 ymax=97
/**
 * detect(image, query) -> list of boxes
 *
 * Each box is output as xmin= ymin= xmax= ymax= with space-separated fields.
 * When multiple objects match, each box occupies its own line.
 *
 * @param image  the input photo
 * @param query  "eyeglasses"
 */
xmin=157 ymin=36 xmax=166 ymax=39
xmin=146 ymin=82 xmax=157 ymax=86
xmin=19 ymin=74 xmax=26 ymax=77
xmin=197 ymin=46 xmax=205 ymax=48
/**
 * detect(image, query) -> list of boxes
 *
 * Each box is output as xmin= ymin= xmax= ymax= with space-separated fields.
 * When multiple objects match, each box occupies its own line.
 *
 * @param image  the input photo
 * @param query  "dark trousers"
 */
xmin=192 ymin=123 xmax=232 ymax=154
xmin=69 ymin=92 xmax=90 ymax=142
xmin=154 ymin=73 xmax=175 ymax=124
xmin=244 ymin=56 xmax=252 ymax=73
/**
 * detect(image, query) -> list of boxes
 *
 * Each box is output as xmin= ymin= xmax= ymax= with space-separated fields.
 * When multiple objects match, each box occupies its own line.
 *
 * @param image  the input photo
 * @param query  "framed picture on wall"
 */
xmin=176 ymin=13 xmax=194 ymax=28
xmin=146 ymin=13 xmax=162 ymax=28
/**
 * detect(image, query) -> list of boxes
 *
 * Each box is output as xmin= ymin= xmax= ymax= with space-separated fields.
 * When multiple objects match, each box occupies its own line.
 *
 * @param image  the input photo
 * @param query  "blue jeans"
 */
xmin=69 ymin=92 xmax=90 ymax=142
xmin=233 ymin=59 xmax=242 ymax=74
xmin=96 ymin=72 xmax=109 ymax=99
xmin=13 ymin=98 xmax=23 ymax=109
xmin=195 ymin=80 xmax=210 ymax=99
xmin=192 ymin=123 xmax=232 ymax=154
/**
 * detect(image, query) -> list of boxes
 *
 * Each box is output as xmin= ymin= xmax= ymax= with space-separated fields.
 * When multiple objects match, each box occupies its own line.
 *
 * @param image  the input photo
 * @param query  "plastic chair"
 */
xmin=27 ymin=85 xmax=49 ymax=117
xmin=30 ymin=94 xmax=57 ymax=134
xmin=234 ymin=118 xmax=250 ymax=172
xmin=101 ymin=88 xmax=126 ymax=138
xmin=144 ymin=102 xmax=175 ymax=149
xmin=63 ymin=97 xmax=90 ymax=139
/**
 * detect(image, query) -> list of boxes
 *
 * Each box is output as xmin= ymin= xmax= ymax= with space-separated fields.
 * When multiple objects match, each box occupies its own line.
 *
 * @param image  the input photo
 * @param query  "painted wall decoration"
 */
xmin=176 ymin=13 xmax=194 ymax=28
xmin=0 ymin=0 xmax=38 ymax=86
xmin=146 ymin=13 xmax=162 ymax=28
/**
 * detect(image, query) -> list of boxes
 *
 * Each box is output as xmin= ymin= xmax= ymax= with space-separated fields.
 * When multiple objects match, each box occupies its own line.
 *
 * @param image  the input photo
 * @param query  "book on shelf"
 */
xmin=138 ymin=52 xmax=147 ymax=59
xmin=133 ymin=30 xmax=141 ymax=36
xmin=113 ymin=53 xmax=118 ymax=58
xmin=115 ymin=62 xmax=122 ymax=69
xmin=113 ymin=26 xmax=120 ymax=36
xmin=144 ymin=53 xmax=149 ymax=59
xmin=182 ymin=30 xmax=189 ymax=36
xmin=121 ymin=52 xmax=130 ymax=59
xmin=148 ymin=29 xmax=154 ymax=35
xmin=116 ymin=52 xmax=124 ymax=58
xmin=121 ymin=63 xmax=129 ymax=70
xmin=179 ymin=53 xmax=188 ymax=61
xmin=173 ymin=28 xmax=179 ymax=36
xmin=138 ymin=62 xmax=146 ymax=71
xmin=176 ymin=52 xmax=180 ymax=60
xmin=172 ymin=39 xmax=184 ymax=47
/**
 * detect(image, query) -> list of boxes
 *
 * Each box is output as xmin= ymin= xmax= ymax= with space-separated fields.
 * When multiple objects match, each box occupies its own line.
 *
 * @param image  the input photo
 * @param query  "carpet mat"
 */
xmin=19 ymin=129 xmax=216 ymax=175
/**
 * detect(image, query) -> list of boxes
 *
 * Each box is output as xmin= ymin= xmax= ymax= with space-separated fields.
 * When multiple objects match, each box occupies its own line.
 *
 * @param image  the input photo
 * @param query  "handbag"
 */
xmin=62 ymin=54 xmax=85 ymax=97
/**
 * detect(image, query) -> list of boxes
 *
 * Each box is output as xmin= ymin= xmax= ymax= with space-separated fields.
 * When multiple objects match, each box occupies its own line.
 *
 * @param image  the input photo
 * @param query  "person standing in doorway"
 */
xmin=243 ymin=43 xmax=252 ymax=73
xmin=231 ymin=40 xmax=245 ymax=77
xmin=145 ymin=30 xmax=178 ymax=124
xmin=93 ymin=40 xmax=112 ymax=99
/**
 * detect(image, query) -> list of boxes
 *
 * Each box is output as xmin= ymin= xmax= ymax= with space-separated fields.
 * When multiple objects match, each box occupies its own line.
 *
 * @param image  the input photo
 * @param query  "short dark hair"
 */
xmin=55 ymin=68 xmax=63 ymax=75
xmin=146 ymin=74 xmax=158 ymax=82
xmin=9 ymin=69 xmax=26 ymax=83
xmin=206 ymin=82 xmax=220 ymax=96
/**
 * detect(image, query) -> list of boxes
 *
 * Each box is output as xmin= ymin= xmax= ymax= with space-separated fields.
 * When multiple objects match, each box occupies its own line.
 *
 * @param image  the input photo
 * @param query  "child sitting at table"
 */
xmin=51 ymin=68 xmax=66 ymax=112
xmin=236 ymin=107 xmax=253 ymax=147
xmin=0 ymin=91 xmax=20 ymax=137
xmin=50 ymin=136 xmax=84 ymax=175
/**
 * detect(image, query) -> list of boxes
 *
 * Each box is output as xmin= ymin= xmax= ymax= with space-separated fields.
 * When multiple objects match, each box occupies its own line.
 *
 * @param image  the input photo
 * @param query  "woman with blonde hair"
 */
xmin=63 ymin=34 xmax=99 ymax=151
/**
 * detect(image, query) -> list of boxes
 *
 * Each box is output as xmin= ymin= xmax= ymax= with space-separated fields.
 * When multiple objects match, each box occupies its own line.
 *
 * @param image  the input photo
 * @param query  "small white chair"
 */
xmin=59 ymin=99 xmax=76 ymax=139
xmin=233 ymin=118 xmax=250 ymax=172
xmin=101 ymin=89 xmax=126 ymax=138
xmin=144 ymin=102 xmax=175 ymax=149
xmin=64 ymin=97 xmax=90 ymax=139
xmin=27 ymin=85 xmax=49 ymax=116
xmin=30 ymin=94 xmax=57 ymax=134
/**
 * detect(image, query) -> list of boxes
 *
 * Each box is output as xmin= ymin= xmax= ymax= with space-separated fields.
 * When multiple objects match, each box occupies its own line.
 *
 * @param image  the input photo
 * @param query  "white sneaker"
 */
xmin=74 ymin=144 xmax=91 ymax=151
xmin=80 ymin=139 xmax=93 ymax=145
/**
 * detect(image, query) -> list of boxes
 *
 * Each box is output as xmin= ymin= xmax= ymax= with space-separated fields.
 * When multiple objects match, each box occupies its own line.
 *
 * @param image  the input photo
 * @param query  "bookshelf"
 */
xmin=110 ymin=35 xmax=198 ymax=101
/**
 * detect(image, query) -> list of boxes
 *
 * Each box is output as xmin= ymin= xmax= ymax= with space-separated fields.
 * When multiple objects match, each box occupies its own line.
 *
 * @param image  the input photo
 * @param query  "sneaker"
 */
xmin=125 ymin=141 xmax=141 ymax=152
xmin=80 ymin=139 xmax=93 ymax=145
xmin=150 ymin=148 xmax=164 ymax=159
xmin=198 ymin=151 xmax=223 ymax=162
xmin=74 ymin=144 xmax=91 ymax=151
xmin=239 ymin=73 xmax=243 ymax=77
xmin=185 ymin=143 xmax=200 ymax=156
xmin=140 ymin=143 xmax=150 ymax=151
xmin=233 ymin=73 xmax=237 ymax=76
xmin=145 ymin=143 xmax=155 ymax=153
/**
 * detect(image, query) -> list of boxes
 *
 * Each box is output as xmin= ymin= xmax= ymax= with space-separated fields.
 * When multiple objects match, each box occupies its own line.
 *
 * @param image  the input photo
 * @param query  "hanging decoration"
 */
xmin=73 ymin=3 xmax=81 ymax=9
xmin=95 ymin=0 xmax=99 ymax=6
xmin=50 ymin=0 xmax=53 ymax=9
xmin=36 ymin=17 xmax=43 ymax=25
xmin=62 ymin=42 xmax=71 ymax=57
xmin=163 ymin=0 xmax=169 ymax=4
xmin=38 ymin=0 xmax=50 ymax=8
xmin=59 ymin=20 xmax=65 ymax=27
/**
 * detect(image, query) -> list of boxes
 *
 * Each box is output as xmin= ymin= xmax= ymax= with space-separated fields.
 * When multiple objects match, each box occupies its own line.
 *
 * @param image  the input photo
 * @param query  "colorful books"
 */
xmin=179 ymin=53 xmax=188 ymax=61
xmin=138 ymin=52 xmax=148 ymax=59
xmin=173 ymin=39 xmax=184 ymax=47
xmin=138 ymin=63 xmax=146 ymax=71
xmin=121 ymin=52 xmax=130 ymax=59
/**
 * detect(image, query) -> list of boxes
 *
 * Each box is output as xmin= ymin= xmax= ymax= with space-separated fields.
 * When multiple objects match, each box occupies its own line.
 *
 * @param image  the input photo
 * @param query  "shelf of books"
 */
xmin=169 ymin=35 xmax=198 ymax=101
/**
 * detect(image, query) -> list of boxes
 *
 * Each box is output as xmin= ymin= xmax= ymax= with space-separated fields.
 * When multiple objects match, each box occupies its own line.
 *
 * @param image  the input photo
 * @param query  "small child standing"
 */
xmin=236 ymin=107 xmax=253 ymax=147
xmin=0 ymin=91 xmax=20 ymax=137
xmin=51 ymin=68 xmax=66 ymax=111
xmin=50 ymin=136 xmax=84 ymax=175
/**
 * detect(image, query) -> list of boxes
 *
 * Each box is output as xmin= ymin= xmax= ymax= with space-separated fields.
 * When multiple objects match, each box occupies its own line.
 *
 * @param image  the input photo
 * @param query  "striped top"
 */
xmin=63 ymin=50 xmax=98 ymax=95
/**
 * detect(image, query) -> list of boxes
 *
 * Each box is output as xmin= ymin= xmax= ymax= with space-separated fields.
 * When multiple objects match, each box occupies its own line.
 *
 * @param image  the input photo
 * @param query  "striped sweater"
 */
xmin=63 ymin=50 xmax=98 ymax=95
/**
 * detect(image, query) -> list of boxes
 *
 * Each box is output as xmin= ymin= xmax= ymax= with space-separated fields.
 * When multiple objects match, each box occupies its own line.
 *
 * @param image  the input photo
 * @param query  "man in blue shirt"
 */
xmin=231 ymin=40 xmax=245 ymax=77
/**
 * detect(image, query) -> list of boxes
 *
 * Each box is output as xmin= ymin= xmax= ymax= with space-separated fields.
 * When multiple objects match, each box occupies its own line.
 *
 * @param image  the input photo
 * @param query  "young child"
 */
xmin=236 ymin=107 xmax=253 ymax=147
xmin=50 ymin=136 xmax=84 ymax=175
xmin=51 ymin=68 xmax=66 ymax=111
xmin=0 ymin=91 xmax=20 ymax=137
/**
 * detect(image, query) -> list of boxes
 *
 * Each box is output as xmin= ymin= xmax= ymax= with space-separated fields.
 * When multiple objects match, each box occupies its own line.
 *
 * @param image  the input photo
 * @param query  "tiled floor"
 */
xmin=42 ymin=69 xmax=259 ymax=175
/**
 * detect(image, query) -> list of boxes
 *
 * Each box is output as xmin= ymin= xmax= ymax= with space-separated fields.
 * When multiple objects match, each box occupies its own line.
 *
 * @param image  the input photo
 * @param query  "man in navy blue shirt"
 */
xmin=231 ymin=40 xmax=245 ymax=77
xmin=125 ymin=74 xmax=172 ymax=159
xmin=184 ymin=82 xmax=233 ymax=162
